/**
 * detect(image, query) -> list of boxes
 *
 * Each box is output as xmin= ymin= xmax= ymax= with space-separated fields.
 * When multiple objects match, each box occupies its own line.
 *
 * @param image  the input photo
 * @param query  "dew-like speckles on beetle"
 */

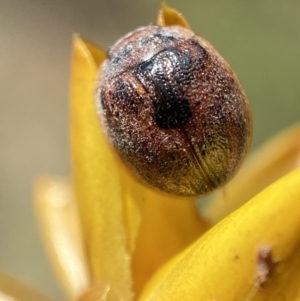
xmin=96 ymin=25 xmax=252 ymax=197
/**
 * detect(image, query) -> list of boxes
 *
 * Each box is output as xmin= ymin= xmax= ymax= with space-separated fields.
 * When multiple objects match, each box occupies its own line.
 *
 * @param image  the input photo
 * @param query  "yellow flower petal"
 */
xmin=70 ymin=35 xmax=133 ymax=300
xmin=139 ymin=168 xmax=300 ymax=301
xmin=156 ymin=4 xmax=190 ymax=28
xmin=73 ymin=35 xmax=146 ymax=255
xmin=204 ymin=123 xmax=300 ymax=223
xmin=77 ymin=285 xmax=110 ymax=301
xmin=34 ymin=176 xmax=90 ymax=300
xmin=120 ymin=170 xmax=145 ymax=254
xmin=132 ymin=190 xmax=210 ymax=297
xmin=0 ymin=273 xmax=53 ymax=301
xmin=70 ymin=24 xmax=210 ymax=299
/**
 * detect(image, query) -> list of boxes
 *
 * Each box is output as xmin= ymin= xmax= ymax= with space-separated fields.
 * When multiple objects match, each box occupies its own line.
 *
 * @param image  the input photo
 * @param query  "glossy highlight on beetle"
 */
xmin=96 ymin=24 xmax=252 ymax=197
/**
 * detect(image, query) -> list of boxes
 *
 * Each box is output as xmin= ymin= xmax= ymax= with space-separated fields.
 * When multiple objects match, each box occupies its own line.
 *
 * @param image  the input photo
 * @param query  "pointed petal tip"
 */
xmin=156 ymin=3 xmax=190 ymax=28
xmin=71 ymin=33 xmax=106 ymax=68
xmin=72 ymin=32 xmax=81 ymax=41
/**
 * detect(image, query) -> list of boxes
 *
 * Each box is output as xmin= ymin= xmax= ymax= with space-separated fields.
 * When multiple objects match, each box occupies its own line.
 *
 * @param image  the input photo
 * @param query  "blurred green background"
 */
xmin=1 ymin=0 xmax=300 ymax=300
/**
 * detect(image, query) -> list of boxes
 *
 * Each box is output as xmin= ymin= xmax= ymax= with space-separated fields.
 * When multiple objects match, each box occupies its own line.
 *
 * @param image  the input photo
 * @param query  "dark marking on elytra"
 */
xmin=134 ymin=46 xmax=198 ymax=128
xmin=153 ymin=96 xmax=192 ymax=128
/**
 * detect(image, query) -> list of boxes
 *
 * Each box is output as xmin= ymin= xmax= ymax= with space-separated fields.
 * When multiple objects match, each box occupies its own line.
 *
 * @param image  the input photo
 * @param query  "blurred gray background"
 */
xmin=1 ymin=0 xmax=300 ymax=300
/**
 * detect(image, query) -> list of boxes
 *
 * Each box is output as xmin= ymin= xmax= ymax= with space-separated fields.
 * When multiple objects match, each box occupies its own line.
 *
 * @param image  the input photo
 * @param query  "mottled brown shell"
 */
xmin=96 ymin=25 xmax=252 ymax=197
